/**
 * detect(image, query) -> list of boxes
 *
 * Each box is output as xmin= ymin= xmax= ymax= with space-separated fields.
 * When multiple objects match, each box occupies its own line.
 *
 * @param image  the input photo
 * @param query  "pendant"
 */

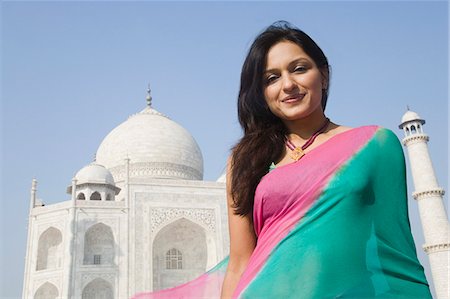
xmin=290 ymin=147 xmax=305 ymax=161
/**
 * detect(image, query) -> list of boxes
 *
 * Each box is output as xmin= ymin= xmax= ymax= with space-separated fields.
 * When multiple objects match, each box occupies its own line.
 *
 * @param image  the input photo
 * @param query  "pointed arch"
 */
xmin=77 ymin=192 xmax=86 ymax=200
xmin=152 ymin=217 xmax=207 ymax=291
xmin=411 ymin=125 xmax=417 ymax=133
xmin=36 ymin=227 xmax=63 ymax=271
xmin=83 ymin=223 xmax=115 ymax=265
xmin=34 ymin=281 xmax=59 ymax=299
xmin=82 ymin=278 xmax=113 ymax=299
xmin=90 ymin=191 xmax=101 ymax=201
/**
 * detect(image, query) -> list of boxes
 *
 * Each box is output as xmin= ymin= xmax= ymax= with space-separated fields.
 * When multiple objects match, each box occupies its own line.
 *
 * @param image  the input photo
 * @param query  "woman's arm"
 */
xmin=221 ymin=158 xmax=257 ymax=299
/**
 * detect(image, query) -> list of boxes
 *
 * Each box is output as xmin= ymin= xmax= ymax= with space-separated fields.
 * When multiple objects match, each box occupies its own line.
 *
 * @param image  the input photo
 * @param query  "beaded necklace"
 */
xmin=286 ymin=118 xmax=330 ymax=161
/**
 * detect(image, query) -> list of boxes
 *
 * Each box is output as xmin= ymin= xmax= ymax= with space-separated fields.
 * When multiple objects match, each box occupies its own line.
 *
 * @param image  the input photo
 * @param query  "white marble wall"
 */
xmin=23 ymin=179 xmax=228 ymax=299
xmin=129 ymin=179 xmax=228 ymax=296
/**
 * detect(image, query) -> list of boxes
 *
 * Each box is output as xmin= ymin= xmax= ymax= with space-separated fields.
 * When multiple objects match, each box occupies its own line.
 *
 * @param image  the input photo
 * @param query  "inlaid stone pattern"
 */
xmin=151 ymin=208 xmax=216 ymax=232
xmin=109 ymin=162 xmax=202 ymax=181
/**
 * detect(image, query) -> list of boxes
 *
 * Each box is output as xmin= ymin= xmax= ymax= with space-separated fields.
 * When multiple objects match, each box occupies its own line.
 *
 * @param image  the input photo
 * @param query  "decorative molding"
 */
xmin=423 ymin=242 xmax=450 ymax=254
xmin=413 ymin=188 xmax=445 ymax=200
xmin=402 ymin=134 xmax=429 ymax=145
xmin=151 ymin=208 xmax=216 ymax=233
xmin=109 ymin=162 xmax=202 ymax=181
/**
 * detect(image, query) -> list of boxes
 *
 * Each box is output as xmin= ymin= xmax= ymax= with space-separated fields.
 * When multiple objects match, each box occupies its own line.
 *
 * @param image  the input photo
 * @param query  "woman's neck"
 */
xmin=283 ymin=111 xmax=329 ymax=140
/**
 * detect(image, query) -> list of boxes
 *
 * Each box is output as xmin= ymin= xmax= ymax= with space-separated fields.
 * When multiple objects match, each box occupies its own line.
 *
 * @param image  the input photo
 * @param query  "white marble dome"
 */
xmin=400 ymin=110 xmax=425 ymax=129
xmin=96 ymin=106 xmax=203 ymax=180
xmin=75 ymin=162 xmax=115 ymax=185
xmin=401 ymin=110 xmax=422 ymax=123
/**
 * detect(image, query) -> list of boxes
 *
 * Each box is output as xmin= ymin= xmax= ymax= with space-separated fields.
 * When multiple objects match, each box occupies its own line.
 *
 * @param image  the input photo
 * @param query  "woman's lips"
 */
xmin=282 ymin=94 xmax=305 ymax=103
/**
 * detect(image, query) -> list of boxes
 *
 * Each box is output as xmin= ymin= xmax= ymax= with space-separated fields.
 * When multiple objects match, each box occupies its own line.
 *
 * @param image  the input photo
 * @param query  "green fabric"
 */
xmin=240 ymin=128 xmax=431 ymax=298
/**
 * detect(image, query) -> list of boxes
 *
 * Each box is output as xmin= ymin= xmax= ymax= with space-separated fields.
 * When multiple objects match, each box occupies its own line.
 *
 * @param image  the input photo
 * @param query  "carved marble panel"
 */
xmin=150 ymin=208 xmax=215 ymax=233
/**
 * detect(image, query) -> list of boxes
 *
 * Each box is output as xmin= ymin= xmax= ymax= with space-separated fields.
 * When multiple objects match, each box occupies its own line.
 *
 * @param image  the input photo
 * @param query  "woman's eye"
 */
xmin=294 ymin=65 xmax=307 ymax=72
xmin=265 ymin=75 xmax=278 ymax=84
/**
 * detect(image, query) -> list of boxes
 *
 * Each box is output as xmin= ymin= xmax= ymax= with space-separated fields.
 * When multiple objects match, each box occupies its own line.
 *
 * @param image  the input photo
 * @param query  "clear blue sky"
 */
xmin=1 ymin=1 xmax=448 ymax=298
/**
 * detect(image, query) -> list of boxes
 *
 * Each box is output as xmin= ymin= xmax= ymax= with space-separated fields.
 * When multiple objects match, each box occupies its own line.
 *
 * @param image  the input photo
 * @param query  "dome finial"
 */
xmin=407 ymin=105 xmax=410 ymax=111
xmin=146 ymin=84 xmax=152 ymax=107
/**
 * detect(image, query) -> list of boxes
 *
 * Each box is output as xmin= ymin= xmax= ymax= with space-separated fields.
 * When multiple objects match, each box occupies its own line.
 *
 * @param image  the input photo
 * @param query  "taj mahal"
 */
xmin=22 ymin=90 xmax=229 ymax=298
xmin=22 ymin=89 xmax=449 ymax=298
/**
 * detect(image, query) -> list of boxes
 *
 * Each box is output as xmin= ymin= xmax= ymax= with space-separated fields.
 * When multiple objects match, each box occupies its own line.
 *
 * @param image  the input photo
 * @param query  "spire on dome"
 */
xmin=146 ymin=84 xmax=152 ymax=107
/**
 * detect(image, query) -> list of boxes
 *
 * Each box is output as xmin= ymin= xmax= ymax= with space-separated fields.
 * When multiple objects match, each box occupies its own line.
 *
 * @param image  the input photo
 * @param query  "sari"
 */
xmin=133 ymin=126 xmax=431 ymax=298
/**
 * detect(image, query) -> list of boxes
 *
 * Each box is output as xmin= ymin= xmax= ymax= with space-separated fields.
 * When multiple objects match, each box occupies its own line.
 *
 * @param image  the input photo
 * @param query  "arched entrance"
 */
xmin=152 ymin=218 xmax=207 ymax=290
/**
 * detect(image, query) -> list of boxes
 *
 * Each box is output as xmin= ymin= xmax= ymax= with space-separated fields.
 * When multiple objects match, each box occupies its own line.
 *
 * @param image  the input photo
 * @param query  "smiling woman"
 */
xmin=132 ymin=21 xmax=432 ymax=299
xmin=263 ymin=41 xmax=326 ymax=123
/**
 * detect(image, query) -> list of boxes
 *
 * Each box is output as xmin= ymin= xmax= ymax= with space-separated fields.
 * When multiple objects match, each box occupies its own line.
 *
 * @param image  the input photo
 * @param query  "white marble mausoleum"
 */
xmin=22 ymin=91 xmax=229 ymax=299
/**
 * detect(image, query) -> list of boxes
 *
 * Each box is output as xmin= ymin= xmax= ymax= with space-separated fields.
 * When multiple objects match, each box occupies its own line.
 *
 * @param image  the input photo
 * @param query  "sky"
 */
xmin=1 ymin=1 xmax=448 ymax=298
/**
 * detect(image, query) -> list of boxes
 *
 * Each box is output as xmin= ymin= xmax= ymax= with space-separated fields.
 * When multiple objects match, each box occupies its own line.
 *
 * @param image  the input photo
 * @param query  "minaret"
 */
xmin=399 ymin=110 xmax=450 ymax=299
xmin=22 ymin=179 xmax=37 ymax=298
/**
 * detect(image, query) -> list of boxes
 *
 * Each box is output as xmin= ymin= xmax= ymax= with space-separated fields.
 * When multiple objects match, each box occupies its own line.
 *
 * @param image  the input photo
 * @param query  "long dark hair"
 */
xmin=230 ymin=21 xmax=330 ymax=216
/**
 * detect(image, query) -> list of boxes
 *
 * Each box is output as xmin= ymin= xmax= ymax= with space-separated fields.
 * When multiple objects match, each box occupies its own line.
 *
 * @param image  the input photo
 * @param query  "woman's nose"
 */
xmin=282 ymin=75 xmax=296 ymax=92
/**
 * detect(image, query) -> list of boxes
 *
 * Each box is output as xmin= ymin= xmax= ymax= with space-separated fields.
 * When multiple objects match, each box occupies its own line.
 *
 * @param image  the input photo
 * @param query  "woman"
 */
xmin=133 ymin=21 xmax=431 ymax=299
xmin=221 ymin=21 xmax=431 ymax=298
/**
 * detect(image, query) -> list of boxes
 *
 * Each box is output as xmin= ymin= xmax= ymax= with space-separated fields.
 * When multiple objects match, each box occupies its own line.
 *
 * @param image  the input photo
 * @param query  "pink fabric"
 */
xmin=132 ymin=265 xmax=226 ymax=299
xmin=233 ymin=126 xmax=378 ymax=297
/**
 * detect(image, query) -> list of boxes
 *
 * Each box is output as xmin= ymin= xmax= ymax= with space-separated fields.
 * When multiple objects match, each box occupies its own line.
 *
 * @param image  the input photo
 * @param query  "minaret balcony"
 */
xmin=412 ymin=188 xmax=445 ymax=200
xmin=402 ymin=133 xmax=429 ymax=146
xmin=423 ymin=242 xmax=450 ymax=254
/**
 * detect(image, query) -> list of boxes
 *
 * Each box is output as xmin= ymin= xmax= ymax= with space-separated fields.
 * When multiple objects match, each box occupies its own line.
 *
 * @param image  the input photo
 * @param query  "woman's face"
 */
xmin=263 ymin=41 xmax=326 ymax=122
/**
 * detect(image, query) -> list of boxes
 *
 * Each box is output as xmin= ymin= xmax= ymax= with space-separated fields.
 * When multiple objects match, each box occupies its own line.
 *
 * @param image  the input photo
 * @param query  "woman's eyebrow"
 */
xmin=288 ymin=57 xmax=312 ymax=66
xmin=265 ymin=57 xmax=312 ymax=73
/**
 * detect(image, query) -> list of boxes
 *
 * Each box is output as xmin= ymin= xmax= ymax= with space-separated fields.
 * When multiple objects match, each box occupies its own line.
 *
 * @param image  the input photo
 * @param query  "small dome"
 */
xmin=96 ymin=106 xmax=203 ymax=180
xmin=401 ymin=110 xmax=421 ymax=123
xmin=75 ymin=162 xmax=115 ymax=185
xmin=399 ymin=109 xmax=425 ymax=128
